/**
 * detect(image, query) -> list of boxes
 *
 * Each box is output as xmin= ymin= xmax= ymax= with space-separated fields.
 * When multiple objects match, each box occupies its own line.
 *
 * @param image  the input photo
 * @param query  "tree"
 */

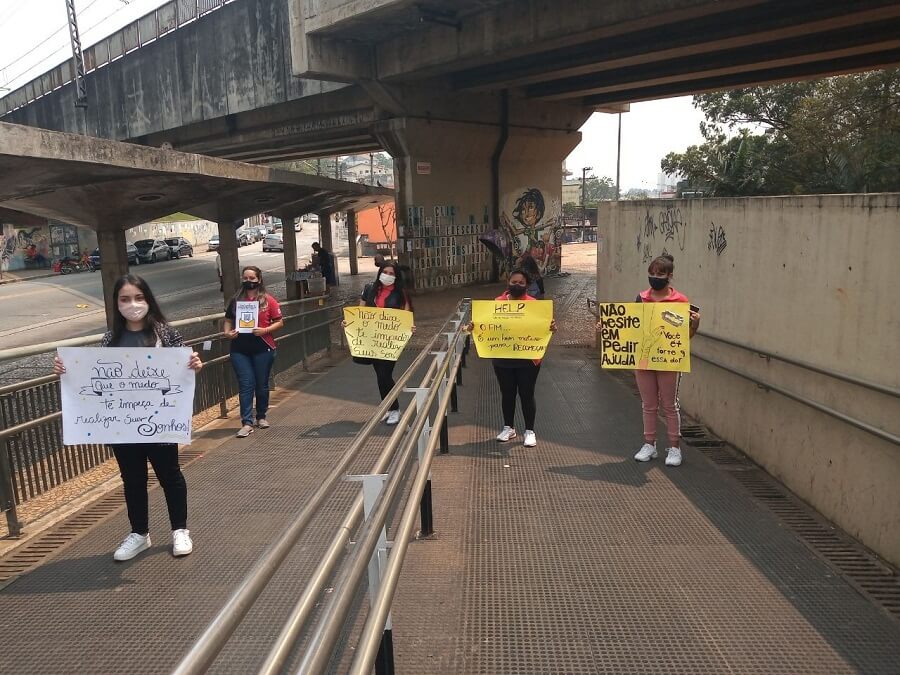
xmin=661 ymin=68 xmax=899 ymax=196
xmin=583 ymin=176 xmax=617 ymax=205
xmin=622 ymin=188 xmax=650 ymax=200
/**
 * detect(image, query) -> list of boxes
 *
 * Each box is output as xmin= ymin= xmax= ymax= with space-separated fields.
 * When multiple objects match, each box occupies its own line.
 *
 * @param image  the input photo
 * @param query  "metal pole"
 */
xmin=64 ymin=0 xmax=88 ymax=107
xmin=615 ymin=112 xmax=622 ymax=200
xmin=0 ymin=398 xmax=22 ymax=537
xmin=418 ymin=480 xmax=434 ymax=537
xmin=374 ymin=630 xmax=395 ymax=675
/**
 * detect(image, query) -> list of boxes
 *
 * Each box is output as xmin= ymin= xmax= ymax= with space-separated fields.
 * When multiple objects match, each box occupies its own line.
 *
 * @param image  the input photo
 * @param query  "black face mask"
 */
xmin=648 ymin=276 xmax=669 ymax=291
xmin=508 ymin=284 xmax=527 ymax=298
xmin=242 ymin=280 xmax=260 ymax=291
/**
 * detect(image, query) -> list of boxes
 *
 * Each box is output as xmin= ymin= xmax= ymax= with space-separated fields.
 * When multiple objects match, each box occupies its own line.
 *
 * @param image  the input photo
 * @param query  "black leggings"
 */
xmin=112 ymin=443 xmax=187 ymax=535
xmin=493 ymin=364 xmax=541 ymax=430
xmin=372 ymin=359 xmax=399 ymax=411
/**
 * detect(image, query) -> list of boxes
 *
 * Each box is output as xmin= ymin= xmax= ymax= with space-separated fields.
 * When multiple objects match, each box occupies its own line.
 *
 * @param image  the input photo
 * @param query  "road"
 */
xmin=0 ymin=230 xmax=328 ymax=352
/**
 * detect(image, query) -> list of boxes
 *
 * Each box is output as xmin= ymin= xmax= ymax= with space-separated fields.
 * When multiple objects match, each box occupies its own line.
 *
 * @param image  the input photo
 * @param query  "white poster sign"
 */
xmin=236 ymin=300 xmax=259 ymax=333
xmin=59 ymin=347 xmax=196 ymax=445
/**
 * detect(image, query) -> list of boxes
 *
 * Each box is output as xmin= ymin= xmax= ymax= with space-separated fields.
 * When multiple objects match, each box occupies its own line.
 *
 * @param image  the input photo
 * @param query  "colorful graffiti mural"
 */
xmin=1 ymin=223 xmax=51 ymax=272
xmin=500 ymin=187 xmax=563 ymax=275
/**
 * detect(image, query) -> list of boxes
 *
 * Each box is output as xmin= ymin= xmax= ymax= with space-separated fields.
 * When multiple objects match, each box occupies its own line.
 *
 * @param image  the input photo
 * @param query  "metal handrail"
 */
xmin=696 ymin=331 xmax=899 ymax=399
xmin=172 ymin=300 xmax=470 ymax=675
xmin=348 ymin=346 xmax=460 ymax=674
xmin=296 ymin=328 xmax=465 ymax=674
xmin=0 ymin=295 xmax=329 ymax=363
xmin=692 ymin=351 xmax=899 ymax=446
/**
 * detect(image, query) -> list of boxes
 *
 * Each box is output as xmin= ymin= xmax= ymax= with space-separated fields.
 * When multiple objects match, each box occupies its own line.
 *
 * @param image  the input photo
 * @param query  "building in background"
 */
xmin=562 ymin=179 xmax=583 ymax=205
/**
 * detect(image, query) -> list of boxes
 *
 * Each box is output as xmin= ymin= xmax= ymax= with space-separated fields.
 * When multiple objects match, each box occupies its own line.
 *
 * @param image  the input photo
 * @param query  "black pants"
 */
xmin=493 ymin=364 xmax=541 ymax=430
xmin=372 ymin=359 xmax=399 ymax=411
xmin=112 ymin=443 xmax=187 ymax=535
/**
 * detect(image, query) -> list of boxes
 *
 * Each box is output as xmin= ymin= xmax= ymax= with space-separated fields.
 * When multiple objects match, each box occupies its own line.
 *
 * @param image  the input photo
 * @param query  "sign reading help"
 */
xmin=598 ymin=302 xmax=691 ymax=372
xmin=472 ymin=300 xmax=554 ymax=359
xmin=343 ymin=307 xmax=414 ymax=362
xmin=59 ymin=347 xmax=197 ymax=445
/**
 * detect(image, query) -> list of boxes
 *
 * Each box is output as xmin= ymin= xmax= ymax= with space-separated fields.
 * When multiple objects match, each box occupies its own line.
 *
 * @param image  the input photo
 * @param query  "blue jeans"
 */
xmin=231 ymin=349 xmax=276 ymax=426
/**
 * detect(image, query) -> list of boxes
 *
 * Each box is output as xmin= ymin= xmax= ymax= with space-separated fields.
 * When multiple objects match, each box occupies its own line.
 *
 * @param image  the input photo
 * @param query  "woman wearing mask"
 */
xmin=619 ymin=254 xmax=700 ymax=467
xmin=349 ymin=263 xmax=415 ymax=426
xmin=53 ymin=275 xmax=202 ymax=561
xmin=469 ymin=269 xmax=556 ymax=448
xmin=224 ymin=266 xmax=284 ymax=438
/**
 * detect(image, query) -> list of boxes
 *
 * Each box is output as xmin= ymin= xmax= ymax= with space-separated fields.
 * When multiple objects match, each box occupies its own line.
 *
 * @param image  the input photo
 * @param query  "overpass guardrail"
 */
xmin=0 ymin=0 xmax=237 ymax=116
xmin=0 ymin=295 xmax=343 ymax=538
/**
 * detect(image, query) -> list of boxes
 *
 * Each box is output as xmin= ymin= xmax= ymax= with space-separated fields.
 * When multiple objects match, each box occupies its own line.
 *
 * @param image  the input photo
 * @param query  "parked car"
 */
xmin=248 ymin=227 xmax=264 ymax=242
xmin=262 ymin=233 xmax=284 ymax=252
xmin=208 ymin=234 xmax=220 ymax=251
xmin=134 ymin=239 xmax=172 ymax=263
xmin=237 ymin=229 xmax=252 ymax=246
xmin=88 ymin=242 xmax=140 ymax=267
xmin=165 ymin=237 xmax=194 ymax=259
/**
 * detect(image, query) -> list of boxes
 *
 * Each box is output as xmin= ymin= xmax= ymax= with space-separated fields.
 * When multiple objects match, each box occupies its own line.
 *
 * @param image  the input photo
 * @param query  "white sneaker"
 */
xmin=634 ymin=443 xmax=658 ymax=462
xmin=385 ymin=410 xmax=401 ymax=426
xmin=172 ymin=529 xmax=193 ymax=557
xmin=236 ymin=424 xmax=254 ymax=438
xmin=496 ymin=426 xmax=516 ymax=442
xmin=113 ymin=532 xmax=151 ymax=561
xmin=523 ymin=430 xmax=537 ymax=447
xmin=665 ymin=447 xmax=683 ymax=467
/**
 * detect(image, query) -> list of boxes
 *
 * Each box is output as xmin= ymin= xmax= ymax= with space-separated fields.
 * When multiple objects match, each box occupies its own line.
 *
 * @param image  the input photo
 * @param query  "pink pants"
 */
xmin=634 ymin=370 xmax=682 ymax=447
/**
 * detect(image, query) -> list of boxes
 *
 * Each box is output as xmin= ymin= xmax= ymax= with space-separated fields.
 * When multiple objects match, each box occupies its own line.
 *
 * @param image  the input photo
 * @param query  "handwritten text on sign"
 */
xmin=59 ymin=347 xmax=196 ymax=444
xmin=472 ymin=300 xmax=553 ymax=359
xmin=343 ymin=307 xmax=414 ymax=361
xmin=598 ymin=303 xmax=690 ymax=372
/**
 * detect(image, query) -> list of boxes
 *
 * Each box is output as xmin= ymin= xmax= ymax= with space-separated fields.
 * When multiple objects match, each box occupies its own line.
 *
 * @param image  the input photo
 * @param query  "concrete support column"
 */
xmin=97 ymin=229 xmax=129 ymax=330
xmin=317 ymin=211 xmax=333 ymax=252
xmin=217 ymin=221 xmax=241 ymax=304
xmin=282 ymin=217 xmax=300 ymax=300
xmin=347 ymin=208 xmax=359 ymax=276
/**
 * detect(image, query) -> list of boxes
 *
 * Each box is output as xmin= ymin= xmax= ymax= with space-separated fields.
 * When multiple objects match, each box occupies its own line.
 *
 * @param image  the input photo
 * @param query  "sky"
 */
xmin=0 ymin=1 xmax=706 ymax=189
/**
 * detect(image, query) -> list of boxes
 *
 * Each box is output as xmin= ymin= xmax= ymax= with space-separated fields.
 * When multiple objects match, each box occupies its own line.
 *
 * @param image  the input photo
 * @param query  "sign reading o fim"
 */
xmin=500 ymin=187 xmax=563 ymax=275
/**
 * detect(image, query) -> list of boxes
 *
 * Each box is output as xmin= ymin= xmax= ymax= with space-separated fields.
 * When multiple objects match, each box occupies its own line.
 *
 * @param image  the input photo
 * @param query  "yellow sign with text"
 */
xmin=472 ymin=300 xmax=553 ymax=359
xmin=598 ymin=302 xmax=690 ymax=372
xmin=343 ymin=307 xmax=414 ymax=362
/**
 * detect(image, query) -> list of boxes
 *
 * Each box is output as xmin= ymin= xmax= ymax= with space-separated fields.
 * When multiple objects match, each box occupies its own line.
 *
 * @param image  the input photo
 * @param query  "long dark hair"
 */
xmin=232 ymin=265 xmax=269 ymax=310
xmin=519 ymin=254 xmax=541 ymax=280
xmin=110 ymin=274 xmax=167 ymax=347
xmin=374 ymin=263 xmax=413 ymax=310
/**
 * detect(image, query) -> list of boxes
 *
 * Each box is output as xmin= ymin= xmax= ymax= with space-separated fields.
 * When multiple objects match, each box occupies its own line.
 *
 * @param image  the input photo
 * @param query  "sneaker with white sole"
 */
xmin=113 ymin=532 xmax=151 ymax=561
xmin=172 ymin=529 xmax=193 ymax=557
xmin=523 ymin=430 xmax=537 ymax=447
xmin=665 ymin=447 xmax=683 ymax=466
xmin=496 ymin=426 xmax=516 ymax=442
xmin=385 ymin=410 xmax=401 ymax=426
xmin=236 ymin=424 xmax=254 ymax=438
xmin=256 ymin=419 xmax=270 ymax=429
xmin=634 ymin=442 xmax=658 ymax=462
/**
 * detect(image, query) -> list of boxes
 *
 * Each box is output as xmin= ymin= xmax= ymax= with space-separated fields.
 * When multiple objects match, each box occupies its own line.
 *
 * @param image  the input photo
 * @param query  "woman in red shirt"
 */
xmin=224 ymin=266 xmax=284 ymax=437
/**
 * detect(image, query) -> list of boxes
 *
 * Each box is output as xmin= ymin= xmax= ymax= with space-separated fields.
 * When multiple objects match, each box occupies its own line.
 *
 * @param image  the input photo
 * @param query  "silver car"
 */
xmin=262 ymin=233 xmax=284 ymax=252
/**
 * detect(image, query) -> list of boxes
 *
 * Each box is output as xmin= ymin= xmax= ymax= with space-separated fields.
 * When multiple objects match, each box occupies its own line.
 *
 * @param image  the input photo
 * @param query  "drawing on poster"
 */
xmin=598 ymin=303 xmax=690 ymax=372
xmin=236 ymin=301 xmax=259 ymax=333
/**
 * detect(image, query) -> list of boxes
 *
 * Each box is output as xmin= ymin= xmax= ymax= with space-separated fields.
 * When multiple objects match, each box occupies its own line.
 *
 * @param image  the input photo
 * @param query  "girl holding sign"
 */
xmin=351 ymin=262 xmax=415 ymax=426
xmin=627 ymin=254 xmax=700 ymax=467
xmin=224 ymin=266 xmax=284 ymax=438
xmin=53 ymin=275 xmax=202 ymax=561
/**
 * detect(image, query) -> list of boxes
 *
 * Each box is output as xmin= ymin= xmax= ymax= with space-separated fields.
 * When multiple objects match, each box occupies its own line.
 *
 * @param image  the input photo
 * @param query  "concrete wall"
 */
xmin=598 ymin=194 xmax=900 ymax=566
xmin=3 ymin=0 xmax=340 ymax=141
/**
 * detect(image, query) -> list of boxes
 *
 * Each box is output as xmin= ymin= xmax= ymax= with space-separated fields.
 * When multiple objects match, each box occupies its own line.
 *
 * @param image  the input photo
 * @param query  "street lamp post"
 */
xmin=581 ymin=166 xmax=593 ymax=241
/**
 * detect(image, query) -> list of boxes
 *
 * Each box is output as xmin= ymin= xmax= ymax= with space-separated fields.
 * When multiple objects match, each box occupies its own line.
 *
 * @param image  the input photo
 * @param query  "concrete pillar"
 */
xmin=317 ymin=211 xmax=333 ymax=252
xmin=282 ymin=216 xmax=300 ymax=300
xmin=346 ymin=208 xmax=359 ymax=276
xmin=97 ymin=229 xmax=129 ymax=330
xmin=217 ymin=221 xmax=241 ymax=304
xmin=375 ymin=117 xmax=581 ymax=291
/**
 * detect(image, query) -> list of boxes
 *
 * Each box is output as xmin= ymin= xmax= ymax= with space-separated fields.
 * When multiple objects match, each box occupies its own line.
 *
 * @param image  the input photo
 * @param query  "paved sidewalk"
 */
xmin=0 ymin=267 xmax=56 ymax=285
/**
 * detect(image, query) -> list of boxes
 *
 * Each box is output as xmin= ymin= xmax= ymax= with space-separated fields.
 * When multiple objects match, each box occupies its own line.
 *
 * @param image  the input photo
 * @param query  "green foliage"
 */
xmin=661 ymin=68 xmax=900 ymax=196
xmin=583 ymin=176 xmax=617 ymax=205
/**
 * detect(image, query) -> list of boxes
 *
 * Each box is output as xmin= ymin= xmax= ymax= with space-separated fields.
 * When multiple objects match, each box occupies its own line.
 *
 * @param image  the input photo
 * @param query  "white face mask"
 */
xmin=120 ymin=301 xmax=149 ymax=323
xmin=380 ymin=273 xmax=396 ymax=287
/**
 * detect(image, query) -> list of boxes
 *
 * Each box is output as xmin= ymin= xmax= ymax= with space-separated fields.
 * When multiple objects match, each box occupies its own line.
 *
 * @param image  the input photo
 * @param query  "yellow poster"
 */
xmin=343 ymin=307 xmax=414 ymax=362
xmin=598 ymin=302 xmax=690 ymax=372
xmin=472 ymin=300 xmax=553 ymax=359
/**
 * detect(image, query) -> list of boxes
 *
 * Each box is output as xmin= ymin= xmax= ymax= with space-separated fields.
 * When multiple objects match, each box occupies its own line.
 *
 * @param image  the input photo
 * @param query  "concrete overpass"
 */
xmin=2 ymin=0 xmax=898 ymax=290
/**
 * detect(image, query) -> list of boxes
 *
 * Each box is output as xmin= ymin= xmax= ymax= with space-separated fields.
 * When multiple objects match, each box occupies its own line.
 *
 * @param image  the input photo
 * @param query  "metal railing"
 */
xmin=0 ymin=0 xmax=237 ymax=116
xmin=0 ymin=295 xmax=342 ymax=537
xmin=172 ymin=299 xmax=472 ymax=675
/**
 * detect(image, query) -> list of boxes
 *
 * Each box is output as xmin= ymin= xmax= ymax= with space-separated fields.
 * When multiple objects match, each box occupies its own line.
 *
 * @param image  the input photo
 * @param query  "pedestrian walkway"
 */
xmin=0 ymin=266 xmax=56 ymax=285
xmin=0 ymin=268 xmax=898 ymax=674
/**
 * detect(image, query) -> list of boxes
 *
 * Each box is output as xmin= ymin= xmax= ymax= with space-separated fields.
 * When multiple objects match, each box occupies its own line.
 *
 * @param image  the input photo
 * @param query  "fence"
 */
xmin=0 ymin=295 xmax=343 ymax=537
xmin=0 ymin=0 xmax=236 ymax=116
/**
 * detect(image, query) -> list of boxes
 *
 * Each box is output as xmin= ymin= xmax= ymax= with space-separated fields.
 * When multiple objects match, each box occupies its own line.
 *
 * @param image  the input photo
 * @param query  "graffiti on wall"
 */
xmin=1 ymin=223 xmax=51 ymax=271
xmin=636 ymin=205 xmax=690 ymax=265
xmin=501 ymin=187 xmax=563 ymax=275
xmin=707 ymin=222 xmax=727 ymax=255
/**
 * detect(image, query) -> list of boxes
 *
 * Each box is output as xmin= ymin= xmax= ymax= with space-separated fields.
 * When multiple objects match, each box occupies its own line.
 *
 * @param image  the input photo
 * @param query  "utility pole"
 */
xmin=370 ymin=153 xmax=374 ymax=185
xmin=581 ymin=166 xmax=592 ymax=232
xmin=615 ymin=112 xmax=622 ymax=200
xmin=65 ymin=0 xmax=88 ymax=107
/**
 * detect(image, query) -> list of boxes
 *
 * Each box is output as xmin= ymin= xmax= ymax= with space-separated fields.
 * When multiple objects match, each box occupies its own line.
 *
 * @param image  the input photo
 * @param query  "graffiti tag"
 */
xmin=707 ymin=222 xmax=727 ymax=256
